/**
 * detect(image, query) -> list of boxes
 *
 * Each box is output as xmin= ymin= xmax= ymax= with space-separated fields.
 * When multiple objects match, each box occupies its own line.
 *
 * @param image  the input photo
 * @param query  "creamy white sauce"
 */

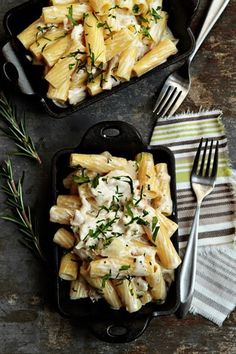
xmin=68 ymin=87 xmax=87 ymax=105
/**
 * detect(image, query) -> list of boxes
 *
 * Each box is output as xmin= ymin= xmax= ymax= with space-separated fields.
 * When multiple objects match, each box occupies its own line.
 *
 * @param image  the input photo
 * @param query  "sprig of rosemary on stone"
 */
xmin=0 ymin=159 xmax=46 ymax=263
xmin=0 ymin=93 xmax=41 ymax=164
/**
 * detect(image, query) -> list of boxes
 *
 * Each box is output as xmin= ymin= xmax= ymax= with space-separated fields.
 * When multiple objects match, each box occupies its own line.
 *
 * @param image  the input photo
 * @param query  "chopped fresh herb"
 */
xmin=67 ymin=49 xmax=86 ymax=58
xmin=125 ymin=204 xmax=149 ymax=226
xmin=69 ymin=63 xmax=75 ymax=70
xmin=36 ymin=25 xmax=53 ymax=45
xmin=112 ymin=176 xmax=134 ymax=194
xmin=136 ymin=218 xmax=149 ymax=226
xmin=150 ymin=6 xmax=162 ymax=23
xmin=101 ymin=270 xmax=112 ymax=288
xmin=66 ymin=5 xmax=77 ymax=26
xmin=152 ymin=216 xmax=159 ymax=242
xmin=103 ymin=236 xmax=115 ymax=248
xmin=109 ymin=4 xmax=121 ymax=11
xmin=41 ymin=43 xmax=47 ymax=53
xmin=119 ymin=265 xmax=130 ymax=271
xmin=139 ymin=15 xmax=149 ymax=23
xmin=134 ymin=186 xmax=144 ymax=205
xmin=55 ymin=32 xmax=68 ymax=40
xmin=73 ymin=169 xmax=90 ymax=184
xmin=100 ymin=72 xmax=107 ymax=88
xmin=152 ymin=216 xmax=158 ymax=231
xmin=86 ymin=213 xmax=119 ymax=240
xmin=97 ymin=21 xmax=112 ymax=34
xmin=111 ymin=75 xmax=118 ymax=81
xmin=140 ymin=25 xmax=152 ymax=38
xmin=91 ymin=174 xmax=100 ymax=188
xmin=88 ymin=43 xmax=96 ymax=67
xmin=132 ymin=4 xmax=140 ymax=14
xmin=83 ymin=13 xmax=89 ymax=20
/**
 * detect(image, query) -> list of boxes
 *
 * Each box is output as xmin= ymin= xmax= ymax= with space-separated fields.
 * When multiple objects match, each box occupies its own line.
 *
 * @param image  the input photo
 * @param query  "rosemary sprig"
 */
xmin=0 ymin=93 xmax=41 ymax=164
xmin=0 ymin=159 xmax=46 ymax=263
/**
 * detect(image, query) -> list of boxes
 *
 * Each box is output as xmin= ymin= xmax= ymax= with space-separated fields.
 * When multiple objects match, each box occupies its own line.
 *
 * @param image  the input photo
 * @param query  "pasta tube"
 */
xmin=89 ymin=256 xmax=154 ymax=279
xmin=42 ymin=4 xmax=91 ymax=24
xmin=57 ymin=195 xmax=81 ymax=209
xmin=59 ymin=252 xmax=79 ymax=280
xmin=133 ymin=38 xmax=178 ymax=76
xmin=17 ymin=18 xmax=45 ymax=49
xmin=87 ymin=74 xmax=103 ymax=96
xmin=53 ymin=228 xmax=75 ymax=249
xmin=45 ymin=57 xmax=77 ymax=88
xmin=113 ymin=279 xmax=142 ymax=313
xmin=42 ymin=34 xmax=71 ymax=67
xmin=70 ymin=275 xmax=89 ymax=299
xmin=47 ymin=78 xmax=71 ymax=102
xmin=84 ymin=12 xmax=106 ymax=66
xmin=156 ymin=210 xmax=178 ymax=238
xmin=80 ymin=264 xmax=122 ymax=309
xmin=152 ymin=163 xmax=172 ymax=215
xmin=70 ymin=153 xmax=128 ymax=173
xmin=116 ymin=44 xmax=139 ymax=81
xmin=105 ymin=28 xmax=135 ymax=61
xmin=89 ymin=0 xmax=113 ymax=15
xmin=144 ymin=221 xmax=181 ymax=269
xmin=136 ymin=152 xmax=160 ymax=199
xmin=146 ymin=263 xmax=167 ymax=300
xmin=49 ymin=205 xmax=75 ymax=224
xmin=29 ymin=27 xmax=66 ymax=60
xmin=149 ymin=11 xmax=168 ymax=44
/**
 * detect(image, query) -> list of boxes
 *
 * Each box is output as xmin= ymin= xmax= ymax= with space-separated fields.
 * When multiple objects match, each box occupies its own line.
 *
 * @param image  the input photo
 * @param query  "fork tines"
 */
xmin=192 ymin=138 xmax=219 ymax=178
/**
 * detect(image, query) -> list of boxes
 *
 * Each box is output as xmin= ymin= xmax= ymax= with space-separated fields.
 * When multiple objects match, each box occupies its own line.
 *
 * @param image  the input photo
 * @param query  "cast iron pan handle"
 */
xmin=89 ymin=315 xmax=151 ymax=343
xmin=1 ymin=41 xmax=35 ymax=95
xmin=79 ymin=121 xmax=145 ymax=153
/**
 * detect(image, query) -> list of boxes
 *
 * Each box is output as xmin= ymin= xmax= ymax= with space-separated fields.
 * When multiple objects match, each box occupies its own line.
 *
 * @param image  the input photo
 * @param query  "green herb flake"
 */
xmin=152 ymin=216 xmax=160 ymax=242
xmin=139 ymin=15 xmax=149 ymax=23
xmin=140 ymin=25 xmax=152 ymax=39
xmin=150 ymin=6 xmax=162 ymax=23
xmin=132 ymin=4 xmax=140 ymax=14
xmin=119 ymin=265 xmax=130 ymax=271
xmin=101 ymin=270 xmax=112 ymax=288
xmin=69 ymin=63 xmax=75 ymax=70
xmin=91 ymin=174 xmax=100 ymax=188
xmin=66 ymin=5 xmax=77 ymax=26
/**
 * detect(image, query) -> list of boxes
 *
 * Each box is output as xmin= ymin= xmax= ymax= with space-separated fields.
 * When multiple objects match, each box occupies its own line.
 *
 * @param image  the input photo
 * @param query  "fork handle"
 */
xmin=189 ymin=0 xmax=230 ymax=62
xmin=178 ymin=204 xmax=201 ymax=317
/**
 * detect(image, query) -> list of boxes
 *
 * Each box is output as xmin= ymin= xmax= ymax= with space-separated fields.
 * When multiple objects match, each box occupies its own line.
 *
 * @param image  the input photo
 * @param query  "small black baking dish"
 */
xmin=2 ymin=0 xmax=198 ymax=118
xmin=51 ymin=121 xmax=180 ymax=343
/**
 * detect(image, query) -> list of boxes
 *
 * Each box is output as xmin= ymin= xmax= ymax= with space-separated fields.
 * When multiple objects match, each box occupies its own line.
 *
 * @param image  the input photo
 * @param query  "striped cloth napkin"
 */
xmin=150 ymin=110 xmax=236 ymax=326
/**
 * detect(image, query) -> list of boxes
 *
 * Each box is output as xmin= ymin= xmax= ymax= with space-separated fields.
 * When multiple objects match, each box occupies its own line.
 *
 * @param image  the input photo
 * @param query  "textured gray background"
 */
xmin=0 ymin=0 xmax=235 ymax=353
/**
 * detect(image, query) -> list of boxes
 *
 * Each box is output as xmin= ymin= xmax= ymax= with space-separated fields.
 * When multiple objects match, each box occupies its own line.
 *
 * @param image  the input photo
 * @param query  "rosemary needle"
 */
xmin=0 ymin=93 xmax=41 ymax=164
xmin=0 ymin=159 xmax=47 ymax=263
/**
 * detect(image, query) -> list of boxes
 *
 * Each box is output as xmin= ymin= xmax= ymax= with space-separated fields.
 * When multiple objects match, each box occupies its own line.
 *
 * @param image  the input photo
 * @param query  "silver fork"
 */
xmin=178 ymin=138 xmax=219 ymax=318
xmin=153 ymin=0 xmax=230 ymax=118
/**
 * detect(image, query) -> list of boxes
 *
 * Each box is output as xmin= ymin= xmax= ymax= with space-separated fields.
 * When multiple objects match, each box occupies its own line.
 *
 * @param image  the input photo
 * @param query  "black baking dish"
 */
xmin=51 ymin=121 xmax=180 ymax=343
xmin=2 ymin=0 xmax=198 ymax=118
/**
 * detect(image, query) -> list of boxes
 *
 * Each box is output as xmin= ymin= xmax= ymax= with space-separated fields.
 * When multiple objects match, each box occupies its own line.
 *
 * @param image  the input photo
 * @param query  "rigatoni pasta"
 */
xmin=17 ymin=0 xmax=178 ymax=105
xmin=50 ymin=151 xmax=181 ymax=313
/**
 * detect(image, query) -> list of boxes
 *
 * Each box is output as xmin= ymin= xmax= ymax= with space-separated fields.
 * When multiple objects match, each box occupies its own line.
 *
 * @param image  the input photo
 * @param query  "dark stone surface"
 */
xmin=0 ymin=0 xmax=235 ymax=353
